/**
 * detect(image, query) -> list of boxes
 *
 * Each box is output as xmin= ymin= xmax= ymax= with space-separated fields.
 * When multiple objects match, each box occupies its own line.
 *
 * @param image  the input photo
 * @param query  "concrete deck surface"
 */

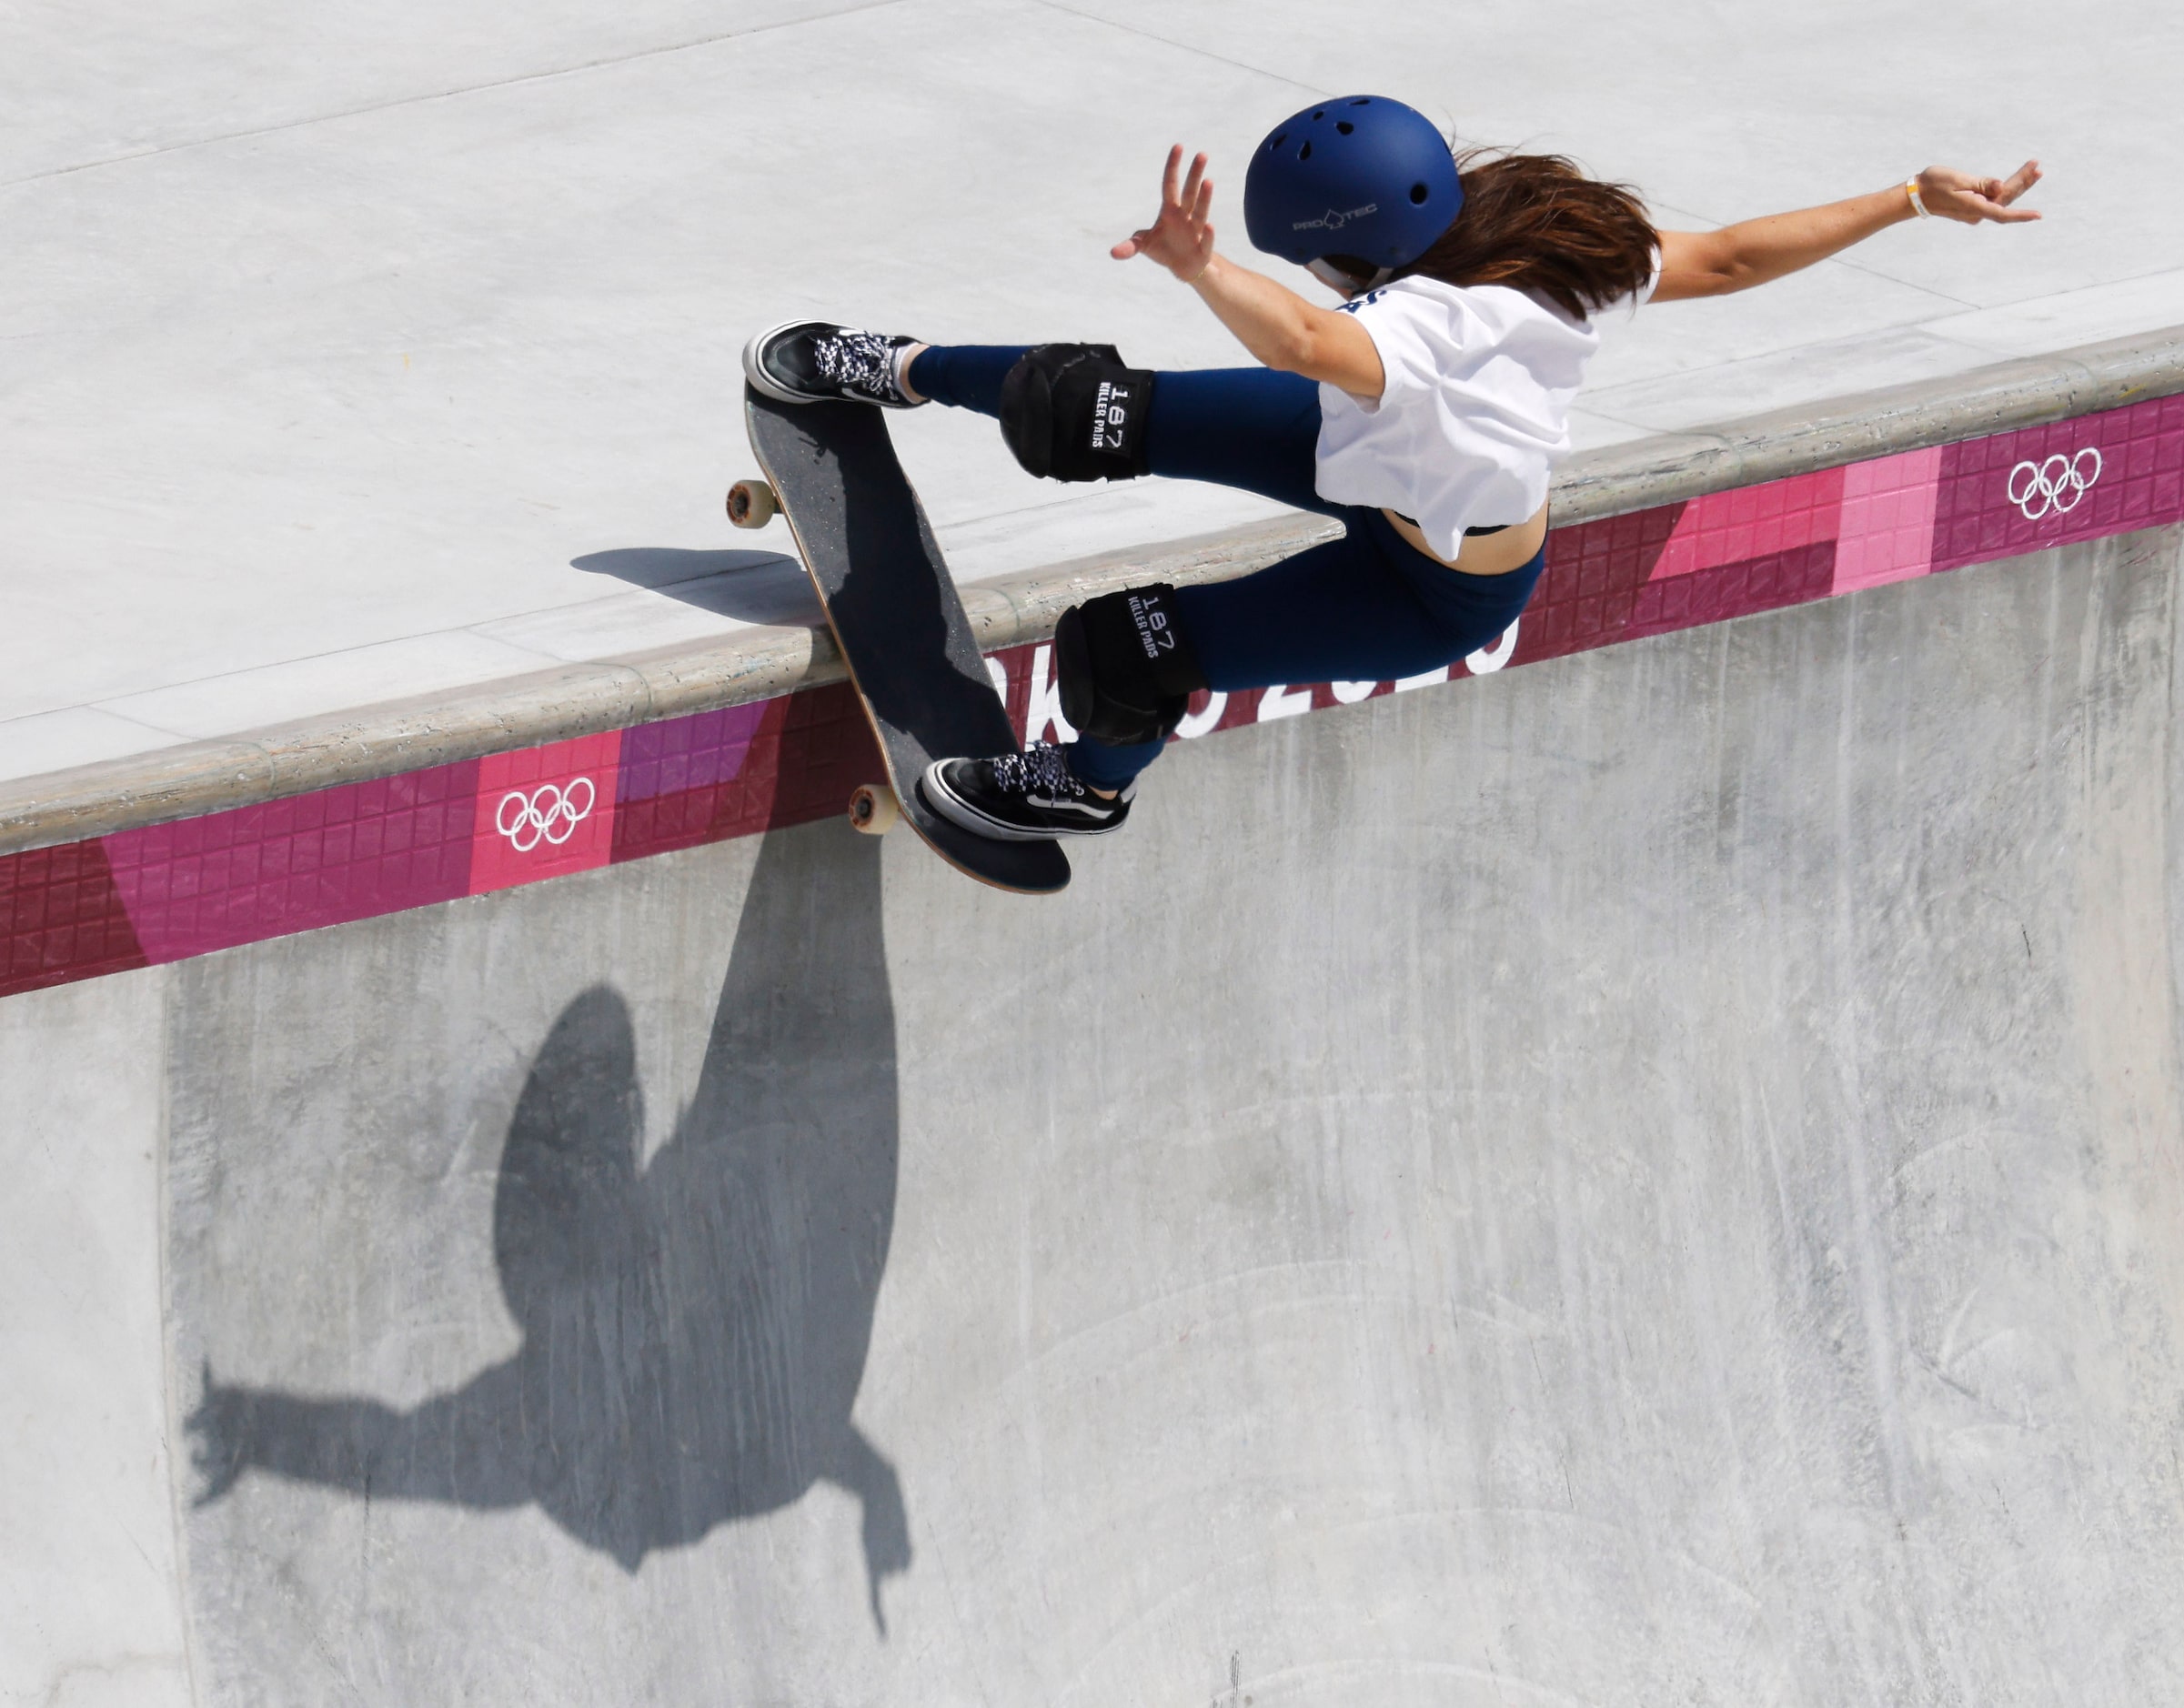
xmin=5 ymin=0 xmax=2179 ymax=784
xmin=5 ymin=521 xmax=2183 ymax=1705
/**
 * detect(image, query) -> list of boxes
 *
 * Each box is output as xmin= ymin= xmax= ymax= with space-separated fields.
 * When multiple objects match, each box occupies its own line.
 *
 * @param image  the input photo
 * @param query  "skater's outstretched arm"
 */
xmin=1114 ymin=146 xmax=1388 ymax=402
xmin=1652 ymin=161 xmax=2042 ymax=301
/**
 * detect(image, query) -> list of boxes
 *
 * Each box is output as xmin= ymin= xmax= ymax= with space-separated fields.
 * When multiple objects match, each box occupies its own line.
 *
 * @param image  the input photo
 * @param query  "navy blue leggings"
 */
xmin=909 ymin=345 xmax=1544 ymax=789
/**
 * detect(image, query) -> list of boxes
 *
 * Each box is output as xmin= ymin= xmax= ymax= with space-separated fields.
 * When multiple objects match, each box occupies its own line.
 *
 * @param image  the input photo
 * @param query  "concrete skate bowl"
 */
xmin=5 ymin=336 xmax=2184 ymax=1703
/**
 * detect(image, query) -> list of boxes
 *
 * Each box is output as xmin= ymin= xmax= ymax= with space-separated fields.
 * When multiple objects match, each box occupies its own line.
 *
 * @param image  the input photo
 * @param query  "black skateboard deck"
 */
xmin=743 ymin=387 xmax=1071 ymax=895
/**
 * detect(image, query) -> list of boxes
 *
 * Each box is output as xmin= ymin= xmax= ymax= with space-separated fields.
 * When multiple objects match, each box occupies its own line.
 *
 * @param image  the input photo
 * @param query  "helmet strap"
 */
xmin=1304 ymin=258 xmax=1358 ymax=295
xmin=1305 ymin=259 xmax=1398 ymax=297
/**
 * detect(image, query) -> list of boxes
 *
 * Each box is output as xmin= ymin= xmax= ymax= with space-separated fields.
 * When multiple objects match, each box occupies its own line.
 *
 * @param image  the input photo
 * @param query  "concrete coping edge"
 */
xmin=5 ymin=321 xmax=2180 ymax=856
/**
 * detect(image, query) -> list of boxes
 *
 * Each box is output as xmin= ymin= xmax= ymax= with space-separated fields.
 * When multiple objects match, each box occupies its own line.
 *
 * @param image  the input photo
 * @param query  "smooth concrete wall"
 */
xmin=5 ymin=525 xmax=2183 ymax=1703
xmin=0 ymin=968 xmax=192 ymax=1708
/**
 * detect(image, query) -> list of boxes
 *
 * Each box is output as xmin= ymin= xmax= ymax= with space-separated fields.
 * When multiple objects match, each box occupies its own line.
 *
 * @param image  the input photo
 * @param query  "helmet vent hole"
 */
xmin=1410 ymin=182 xmax=1430 ymax=204
xmin=1311 ymin=109 xmax=1324 ymax=120
xmin=1299 ymin=141 xmax=1313 ymax=161
xmin=1350 ymin=96 xmax=1371 ymax=105
xmin=1335 ymin=120 xmax=1354 ymax=135
xmin=1271 ymin=132 xmax=1286 ymax=149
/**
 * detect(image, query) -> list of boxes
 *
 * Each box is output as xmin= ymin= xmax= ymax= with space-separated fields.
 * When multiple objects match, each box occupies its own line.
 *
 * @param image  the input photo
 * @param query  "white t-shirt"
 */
xmin=1313 ymin=267 xmax=1652 ymax=558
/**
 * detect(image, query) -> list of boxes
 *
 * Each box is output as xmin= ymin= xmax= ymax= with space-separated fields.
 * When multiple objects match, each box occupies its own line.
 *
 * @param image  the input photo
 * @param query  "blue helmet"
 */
xmin=1243 ymin=95 xmax=1463 ymax=271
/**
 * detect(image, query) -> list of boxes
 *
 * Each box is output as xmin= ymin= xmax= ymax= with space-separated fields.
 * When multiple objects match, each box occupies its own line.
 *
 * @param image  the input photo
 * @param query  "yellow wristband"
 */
xmin=1905 ymin=176 xmax=1930 ymax=218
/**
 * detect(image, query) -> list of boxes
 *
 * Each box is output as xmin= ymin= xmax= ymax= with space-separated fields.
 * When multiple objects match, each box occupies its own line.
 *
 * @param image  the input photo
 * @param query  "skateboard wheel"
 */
xmin=849 ymin=782 xmax=900 ymax=836
xmin=727 ymin=479 xmax=779 ymax=529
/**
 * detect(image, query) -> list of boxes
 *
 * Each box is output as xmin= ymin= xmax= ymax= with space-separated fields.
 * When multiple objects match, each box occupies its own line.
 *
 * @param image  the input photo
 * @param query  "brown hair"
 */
xmin=1330 ymin=148 xmax=1656 ymax=319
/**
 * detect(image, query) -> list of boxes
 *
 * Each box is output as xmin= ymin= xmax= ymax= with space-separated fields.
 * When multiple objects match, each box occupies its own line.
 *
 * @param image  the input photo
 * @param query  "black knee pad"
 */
xmin=1000 ymin=344 xmax=1156 ymax=482
xmin=1055 ymin=583 xmax=1208 ymax=746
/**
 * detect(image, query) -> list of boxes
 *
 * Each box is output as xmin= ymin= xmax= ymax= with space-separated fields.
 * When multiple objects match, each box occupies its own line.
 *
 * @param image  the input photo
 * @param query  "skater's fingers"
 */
xmin=1996 ymin=159 xmax=2042 ymax=203
xmin=1178 ymin=150 xmax=1208 ymax=215
xmin=1918 ymin=164 xmax=2042 ymax=225
xmin=1160 ymin=144 xmax=1184 ymax=208
xmin=1192 ymin=177 xmax=1214 ymax=229
xmin=1112 ymin=227 xmax=1155 ymax=260
xmin=1949 ymin=191 xmax=2038 ymax=225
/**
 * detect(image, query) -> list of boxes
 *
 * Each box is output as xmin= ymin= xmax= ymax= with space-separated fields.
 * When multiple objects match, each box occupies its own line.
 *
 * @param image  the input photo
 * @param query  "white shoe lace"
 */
xmin=987 ymin=742 xmax=1082 ymax=799
xmin=812 ymin=329 xmax=901 ymax=400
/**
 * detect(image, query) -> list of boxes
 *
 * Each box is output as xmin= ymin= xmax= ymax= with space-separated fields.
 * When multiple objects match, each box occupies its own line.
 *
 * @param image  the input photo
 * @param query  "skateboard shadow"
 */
xmin=186 ymin=826 xmax=911 ymax=1633
xmin=573 ymin=546 xmax=823 ymax=628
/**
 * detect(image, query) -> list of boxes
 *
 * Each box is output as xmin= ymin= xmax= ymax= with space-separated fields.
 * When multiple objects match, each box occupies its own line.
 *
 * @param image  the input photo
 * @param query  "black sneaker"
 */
xmin=921 ymin=743 xmax=1132 ymax=841
xmin=743 ymin=320 xmax=923 ymax=408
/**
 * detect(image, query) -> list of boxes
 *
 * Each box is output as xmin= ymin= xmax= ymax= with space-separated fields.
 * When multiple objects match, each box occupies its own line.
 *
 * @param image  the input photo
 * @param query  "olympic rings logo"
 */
xmin=2007 ymin=447 xmax=2103 ymax=521
xmin=495 ymin=778 xmax=596 ymax=852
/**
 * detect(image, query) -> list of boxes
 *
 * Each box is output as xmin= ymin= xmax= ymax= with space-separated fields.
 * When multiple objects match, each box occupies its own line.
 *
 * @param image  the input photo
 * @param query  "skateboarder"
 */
xmin=744 ymin=97 xmax=2040 ymax=842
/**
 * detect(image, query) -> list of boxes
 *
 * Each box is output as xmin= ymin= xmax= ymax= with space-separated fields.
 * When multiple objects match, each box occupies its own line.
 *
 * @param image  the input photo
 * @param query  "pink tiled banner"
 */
xmin=1934 ymin=398 xmax=2184 ymax=571
xmin=103 ymin=763 xmax=480 ymax=967
xmin=470 ymin=733 xmax=623 ymax=895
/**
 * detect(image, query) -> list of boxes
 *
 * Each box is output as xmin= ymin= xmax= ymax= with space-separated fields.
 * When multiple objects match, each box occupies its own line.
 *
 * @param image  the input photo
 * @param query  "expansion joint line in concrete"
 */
xmin=0 ymin=0 xmax=911 ymax=193
xmin=1025 ymin=0 xmax=1324 ymax=96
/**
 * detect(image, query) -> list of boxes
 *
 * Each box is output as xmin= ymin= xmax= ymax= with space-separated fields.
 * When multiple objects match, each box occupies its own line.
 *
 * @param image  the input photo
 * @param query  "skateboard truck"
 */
xmin=726 ymin=479 xmax=779 ymax=529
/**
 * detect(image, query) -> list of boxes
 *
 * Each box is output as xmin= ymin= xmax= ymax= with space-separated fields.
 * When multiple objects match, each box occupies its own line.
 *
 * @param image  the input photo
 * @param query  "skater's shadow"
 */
xmin=573 ymin=547 xmax=823 ymax=628
xmin=187 ymin=827 xmax=911 ymax=1632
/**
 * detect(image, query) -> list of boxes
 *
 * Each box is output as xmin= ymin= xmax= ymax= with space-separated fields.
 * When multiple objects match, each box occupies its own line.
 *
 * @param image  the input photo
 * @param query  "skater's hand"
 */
xmin=1113 ymin=146 xmax=1217 ymax=282
xmin=1127 ymin=143 xmax=1384 ymax=396
xmin=1914 ymin=161 xmax=2043 ymax=225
